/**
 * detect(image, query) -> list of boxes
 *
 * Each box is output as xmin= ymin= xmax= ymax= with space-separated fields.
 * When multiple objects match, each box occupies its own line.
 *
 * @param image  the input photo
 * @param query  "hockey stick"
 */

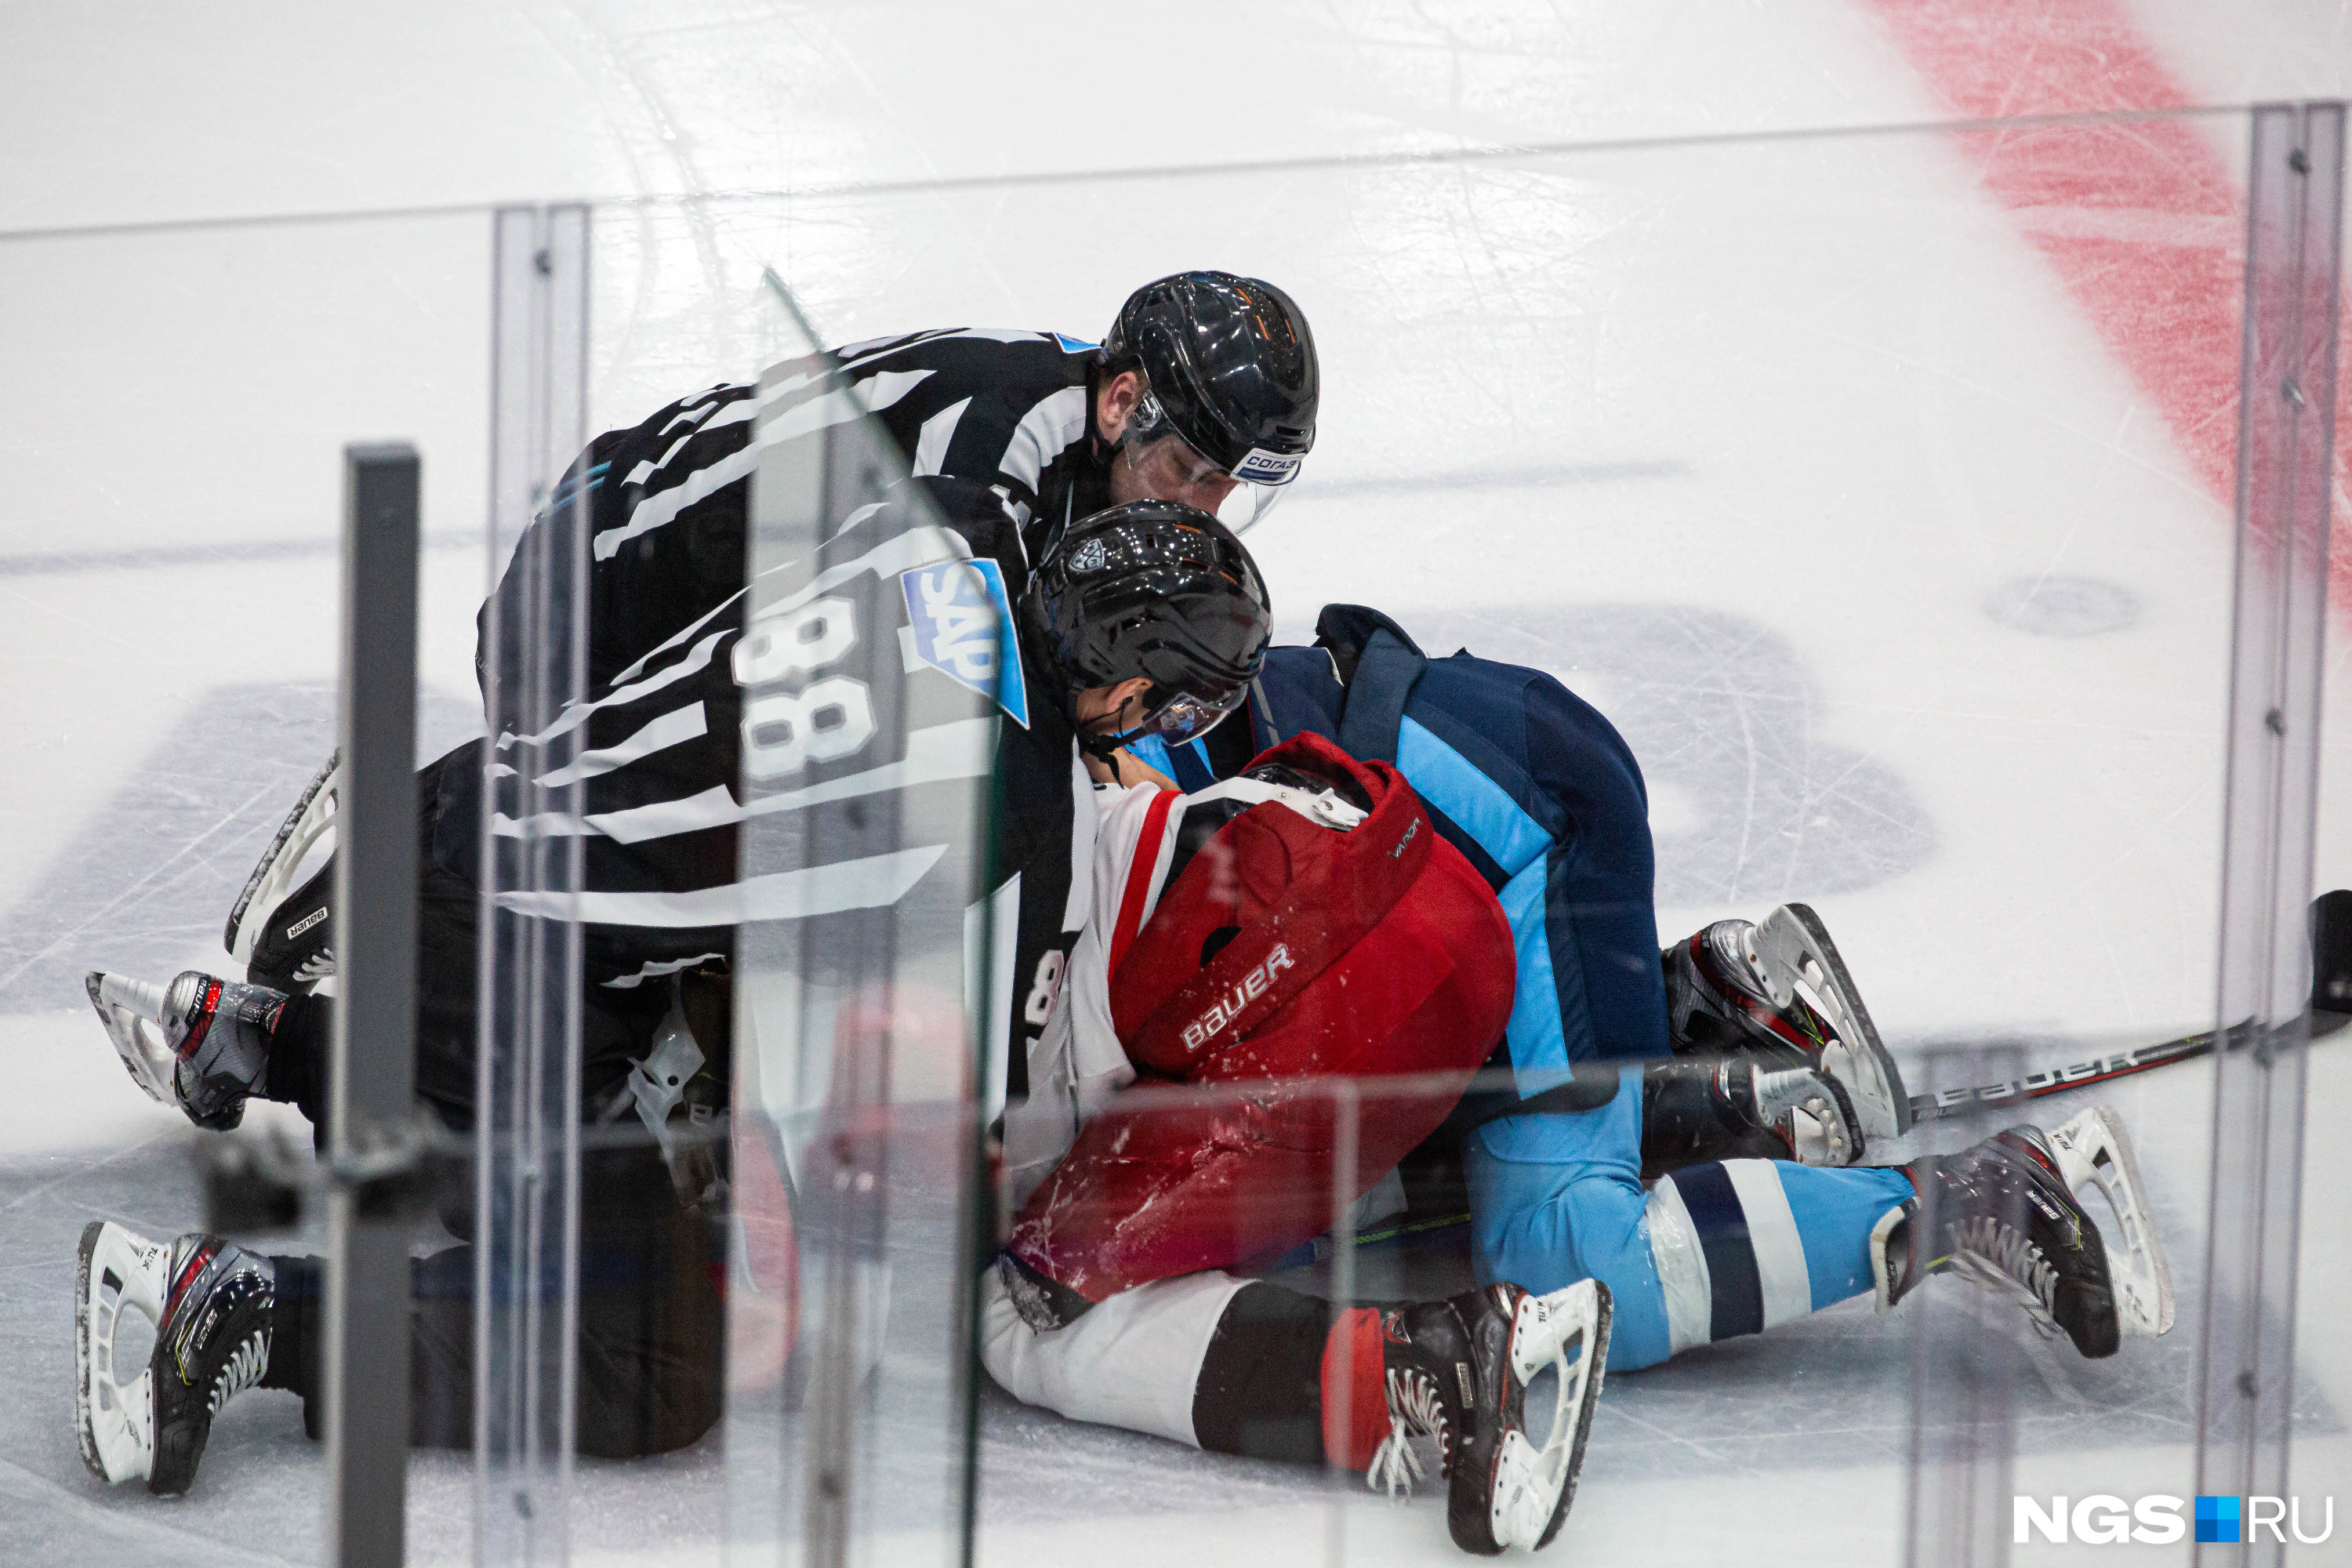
xmin=223 ymin=750 xmax=340 ymax=960
xmin=1289 ymin=894 xmax=2352 ymax=1258
xmin=1907 ymin=888 xmax=2352 ymax=1124
xmin=1906 ymin=1012 xmax=2352 ymax=1123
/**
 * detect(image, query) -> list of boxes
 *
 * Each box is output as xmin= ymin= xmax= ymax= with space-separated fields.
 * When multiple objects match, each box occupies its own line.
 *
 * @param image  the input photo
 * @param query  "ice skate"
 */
xmin=85 ymin=970 xmax=285 ymax=1131
xmin=1870 ymin=1105 xmax=2171 ymax=1358
xmin=1368 ymin=1278 xmax=1611 ymax=1555
xmin=77 ymin=1221 xmax=275 ymax=1495
xmin=1639 ymin=1054 xmax=1864 ymax=1178
xmin=225 ymin=751 xmax=339 ymax=990
xmin=2042 ymin=1105 xmax=2173 ymax=1337
xmin=1664 ymin=904 xmax=1912 ymax=1140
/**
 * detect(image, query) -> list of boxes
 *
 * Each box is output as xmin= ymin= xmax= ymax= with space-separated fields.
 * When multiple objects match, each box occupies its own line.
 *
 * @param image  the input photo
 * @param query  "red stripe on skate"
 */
xmin=1860 ymin=0 xmax=2352 ymax=614
xmin=178 ymin=979 xmax=222 ymax=1060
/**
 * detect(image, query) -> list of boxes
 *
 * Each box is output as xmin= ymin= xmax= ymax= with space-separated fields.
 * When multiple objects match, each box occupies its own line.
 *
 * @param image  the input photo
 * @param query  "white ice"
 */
xmin=5 ymin=3 xmax=2352 ymax=1565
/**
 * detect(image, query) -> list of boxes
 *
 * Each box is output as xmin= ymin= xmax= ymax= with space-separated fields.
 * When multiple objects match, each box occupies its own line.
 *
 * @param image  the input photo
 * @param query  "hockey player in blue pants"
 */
xmin=1469 ymin=1072 xmax=1914 ymax=1367
xmin=1128 ymin=604 xmax=2175 ymax=1370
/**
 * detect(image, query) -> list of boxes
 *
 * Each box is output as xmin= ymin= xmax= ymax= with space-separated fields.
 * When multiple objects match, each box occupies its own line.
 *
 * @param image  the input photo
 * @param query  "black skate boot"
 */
xmin=77 ymin=1222 xmax=276 ymax=1495
xmin=1662 ymin=904 xmax=1911 ymax=1141
xmin=85 ymin=971 xmax=287 ymax=1131
xmin=241 ymin=856 xmax=336 ymax=994
xmin=1870 ymin=1106 xmax=2174 ymax=1358
xmin=1639 ymin=1055 xmax=1863 ymax=1179
xmin=1368 ymin=1279 xmax=1612 ymax=1554
xmin=224 ymin=750 xmax=339 ymax=992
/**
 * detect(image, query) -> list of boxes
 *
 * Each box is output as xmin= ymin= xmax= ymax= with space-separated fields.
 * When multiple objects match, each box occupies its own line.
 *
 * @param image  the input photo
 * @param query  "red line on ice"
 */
xmin=1862 ymin=0 xmax=2352 ymax=610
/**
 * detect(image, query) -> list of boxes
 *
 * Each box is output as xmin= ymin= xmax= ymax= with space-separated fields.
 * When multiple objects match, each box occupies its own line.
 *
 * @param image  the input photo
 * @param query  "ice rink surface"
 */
xmin=7 ymin=1 xmax=2352 ymax=1563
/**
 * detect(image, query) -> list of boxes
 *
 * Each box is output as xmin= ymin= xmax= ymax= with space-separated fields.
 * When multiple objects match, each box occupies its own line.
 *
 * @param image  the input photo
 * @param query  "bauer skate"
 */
xmin=85 ymin=970 xmax=285 ymax=1131
xmin=1639 ymin=1054 xmax=1864 ymax=1178
xmin=1869 ymin=1105 xmax=2172 ymax=1358
xmin=1664 ymin=904 xmax=1912 ymax=1140
xmin=77 ymin=1221 xmax=275 ymax=1495
xmin=1369 ymin=1279 xmax=1612 ymax=1555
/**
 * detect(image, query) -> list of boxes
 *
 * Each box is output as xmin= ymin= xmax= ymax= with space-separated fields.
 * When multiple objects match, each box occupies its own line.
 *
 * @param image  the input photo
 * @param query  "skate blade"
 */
xmin=227 ymin=753 xmax=340 ymax=964
xmin=77 ymin=1221 xmax=164 ymax=1484
xmin=2048 ymin=1105 xmax=2175 ymax=1337
xmin=1758 ymin=904 xmax=1914 ymax=1138
xmin=85 ymin=972 xmax=177 ymax=1108
xmin=1494 ymin=1279 xmax=1613 ymax=1552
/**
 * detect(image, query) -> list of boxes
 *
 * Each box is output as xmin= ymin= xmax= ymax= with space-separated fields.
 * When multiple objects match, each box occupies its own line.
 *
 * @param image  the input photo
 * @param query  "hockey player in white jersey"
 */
xmin=988 ymin=728 xmax=1610 ymax=1555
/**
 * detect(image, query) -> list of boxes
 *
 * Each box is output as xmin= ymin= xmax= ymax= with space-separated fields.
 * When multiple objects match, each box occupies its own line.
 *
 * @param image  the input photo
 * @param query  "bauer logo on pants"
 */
xmin=1181 ymin=944 xmax=1294 ymax=1052
xmin=900 ymin=559 xmax=1027 ymax=727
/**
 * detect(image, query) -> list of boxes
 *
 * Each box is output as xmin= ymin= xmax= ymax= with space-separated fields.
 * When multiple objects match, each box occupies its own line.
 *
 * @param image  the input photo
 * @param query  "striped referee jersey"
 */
xmin=460 ymin=330 xmax=1116 ymax=1096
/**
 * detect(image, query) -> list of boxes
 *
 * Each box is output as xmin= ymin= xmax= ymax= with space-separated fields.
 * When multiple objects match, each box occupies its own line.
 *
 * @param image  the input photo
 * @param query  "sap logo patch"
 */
xmin=900 ymin=560 xmax=1028 ymax=727
xmin=1052 ymin=332 xmax=1098 ymax=354
xmin=1232 ymin=447 xmax=1301 ymax=485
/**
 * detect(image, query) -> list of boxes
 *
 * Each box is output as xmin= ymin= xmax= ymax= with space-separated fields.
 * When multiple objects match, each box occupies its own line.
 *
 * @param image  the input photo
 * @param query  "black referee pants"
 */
xmin=252 ymin=884 xmax=724 ymax=1459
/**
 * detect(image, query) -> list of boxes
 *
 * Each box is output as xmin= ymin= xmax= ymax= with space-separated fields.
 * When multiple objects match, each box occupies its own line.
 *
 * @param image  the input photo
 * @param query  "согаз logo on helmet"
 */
xmin=1232 ymin=448 xmax=1301 ymax=485
xmin=900 ymin=560 xmax=1029 ymax=727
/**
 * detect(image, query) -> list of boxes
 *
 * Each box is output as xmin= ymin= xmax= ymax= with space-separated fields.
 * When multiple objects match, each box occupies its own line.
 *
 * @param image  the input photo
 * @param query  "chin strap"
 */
xmin=1075 ymin=725 xmax=1134 ymax=761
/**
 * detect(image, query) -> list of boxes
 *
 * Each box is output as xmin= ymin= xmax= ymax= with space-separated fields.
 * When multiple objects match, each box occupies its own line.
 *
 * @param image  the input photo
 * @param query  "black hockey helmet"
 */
xmin=1019 ymin=499 xmax=1272 ymax=754
xmin=1100 ymin=272 xmax=1319 ymax=532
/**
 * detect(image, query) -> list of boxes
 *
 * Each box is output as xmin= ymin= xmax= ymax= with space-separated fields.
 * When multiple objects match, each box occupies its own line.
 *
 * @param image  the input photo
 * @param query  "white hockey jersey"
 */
xmin=1000 ymin=771 xmax=1367 ymax=1209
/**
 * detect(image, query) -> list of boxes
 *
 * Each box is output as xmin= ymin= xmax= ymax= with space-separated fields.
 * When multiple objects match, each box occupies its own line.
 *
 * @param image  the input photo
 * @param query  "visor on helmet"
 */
xmin=1091 ymin=677 xmax=1250 ymax=754
xmin=1119 ymin=391 xmax=1300 ymax=535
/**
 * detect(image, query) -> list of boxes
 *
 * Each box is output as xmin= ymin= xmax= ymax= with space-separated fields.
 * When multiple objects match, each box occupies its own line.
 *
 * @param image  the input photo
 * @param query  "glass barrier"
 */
xmin=0 ymin=86 xmax=2343 ymax=1568
xmin=641 ymin=100 xmax=2337 ymax=1567
xmin=724 ymin=275 xmax=999 ymax=1565
xmin=0 ymin=207 xmax=499 ymax=1561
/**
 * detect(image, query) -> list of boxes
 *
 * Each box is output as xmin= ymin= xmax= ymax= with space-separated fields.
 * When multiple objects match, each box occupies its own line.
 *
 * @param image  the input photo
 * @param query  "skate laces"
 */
xmin=208 ymin=1330 xmax=270 ymax=1415
xmin=1367 ymin=1367 xmax=1450 ymax=1497
xmin=1947 ymin=1215 xmax=2062 ymax=1339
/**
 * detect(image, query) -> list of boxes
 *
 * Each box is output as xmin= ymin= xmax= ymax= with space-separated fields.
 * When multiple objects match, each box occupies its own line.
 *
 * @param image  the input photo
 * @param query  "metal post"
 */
xmin=326 ymin=444 xmax=423 ymax=1568
xmin=2194 ymin=100 xmax=2345 ymax=1566
xmin=1902 ymin=1044 xmax=2026 ymax=1568
xmin=476 ymin=202 xmax=590 ymax=1568
xmin=1325 ymin=1077 xmax=1361 ymax=1566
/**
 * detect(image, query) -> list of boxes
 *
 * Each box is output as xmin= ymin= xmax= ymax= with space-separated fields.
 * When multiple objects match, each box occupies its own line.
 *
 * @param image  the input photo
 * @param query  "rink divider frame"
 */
xmin=325 ymin=443 xmax=423 ymax=1568
xmin=1900 ymin=1042 xmax=2028 ymax=1568
xmin=474 ymin=202 xmax=593 ymax=1568
xmin=2194 ymin=100 xmax=2347 ymax=1566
